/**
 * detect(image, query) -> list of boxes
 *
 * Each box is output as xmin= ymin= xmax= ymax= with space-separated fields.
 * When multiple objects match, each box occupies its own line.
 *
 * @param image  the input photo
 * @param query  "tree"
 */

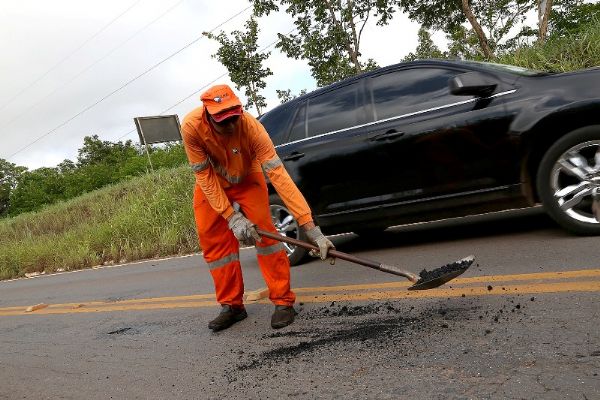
xmin=0 ymin=159 xmax=27 ymax=217
xmin=402 ymin=27 xmax=445 ymax=61
xmin=549 ymin=0 xmax=600 ymax=37
xmin=276 ymin=88 xmax=307 ymax=103
xmin=538 ymin=0 xmax=553 ymax=42
xmin=398 ymin=0 xmax=536 ymax=59
xmin=253 ymin=0 xmax=396 ymax=86
xmin=8 ymin=167 xmax=66 ymax=215
xmin=445 ymin=25 xmax=483 ymax=59
xmin=461 ymin=0 xmax=493 ymax=59
xmin=204 ymin=17 xmax=272 ymax=115
xmin=77 ymin=135 xmax=137 ymax=168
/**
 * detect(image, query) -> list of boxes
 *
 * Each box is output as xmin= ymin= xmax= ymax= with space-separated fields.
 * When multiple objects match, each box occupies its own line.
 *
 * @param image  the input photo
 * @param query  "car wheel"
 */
xmin=536 ymin=126 xmax=600 ymax=235
xmin=268 ymin=194 xmax=309 ymax=265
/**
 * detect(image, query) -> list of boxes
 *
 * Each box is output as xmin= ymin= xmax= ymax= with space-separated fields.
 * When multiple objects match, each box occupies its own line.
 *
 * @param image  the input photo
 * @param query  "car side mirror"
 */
xmin=449 ymin=72 xmax=497 ymax=97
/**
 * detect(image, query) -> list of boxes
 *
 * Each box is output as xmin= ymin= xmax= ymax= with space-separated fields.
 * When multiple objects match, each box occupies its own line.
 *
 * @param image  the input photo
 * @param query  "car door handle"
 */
xmin=369 ymin=130 xmax=405 ymax=141
xmin=283 ymin=152 xmax=305 ymax=161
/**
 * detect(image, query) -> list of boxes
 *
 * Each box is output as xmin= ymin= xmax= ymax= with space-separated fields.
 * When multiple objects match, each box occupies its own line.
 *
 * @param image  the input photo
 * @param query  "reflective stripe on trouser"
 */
xmin=193 ymin=172 xmax=295 ymax=307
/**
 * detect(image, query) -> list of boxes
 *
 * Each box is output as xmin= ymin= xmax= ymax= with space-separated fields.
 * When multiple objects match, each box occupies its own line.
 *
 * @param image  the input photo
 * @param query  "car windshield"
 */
xmin=462 ymin=60 xmax=548 ymax=76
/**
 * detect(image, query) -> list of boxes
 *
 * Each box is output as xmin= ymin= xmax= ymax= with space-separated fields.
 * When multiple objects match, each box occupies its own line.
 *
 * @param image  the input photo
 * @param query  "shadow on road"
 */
xmin=329 ymin=207 xmax=567 ymax=254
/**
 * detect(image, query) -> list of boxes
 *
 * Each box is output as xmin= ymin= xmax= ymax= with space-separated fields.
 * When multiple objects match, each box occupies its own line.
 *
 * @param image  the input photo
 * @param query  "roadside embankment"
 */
xmin=0 ymin=167 xmax=198 ymax=280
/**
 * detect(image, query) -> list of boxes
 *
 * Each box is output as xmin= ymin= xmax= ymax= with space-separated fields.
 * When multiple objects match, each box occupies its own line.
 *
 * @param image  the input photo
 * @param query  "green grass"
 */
xmin=497 ymin=20 xmax=600 ymax=71
xmin=0 ymin=167 xmax=198 ymax=280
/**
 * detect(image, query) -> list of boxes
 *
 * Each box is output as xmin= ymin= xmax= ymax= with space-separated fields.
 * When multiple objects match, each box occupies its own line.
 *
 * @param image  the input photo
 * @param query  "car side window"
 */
xmin=306 ymin=83 xmax=364 ymax=137
xmin=259 ymin=105 xmax=294 ymax=146
xmin=369 ymin=68 xmax=469 ymax=121
xmin=287 ymin=102 xmax=307 ymax=143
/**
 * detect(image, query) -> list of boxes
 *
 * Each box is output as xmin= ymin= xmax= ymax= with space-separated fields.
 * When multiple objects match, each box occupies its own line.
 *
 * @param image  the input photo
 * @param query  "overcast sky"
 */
xmin=0 ymin=0 xmax=435 ymax=170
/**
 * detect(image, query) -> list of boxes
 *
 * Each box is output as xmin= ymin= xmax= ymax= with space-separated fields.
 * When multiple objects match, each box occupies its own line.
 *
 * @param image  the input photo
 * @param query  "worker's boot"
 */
xmin=271 ymin=305 xmax=297 ymax=329
xmin=208 ymin=305 xmax=247 ymax=331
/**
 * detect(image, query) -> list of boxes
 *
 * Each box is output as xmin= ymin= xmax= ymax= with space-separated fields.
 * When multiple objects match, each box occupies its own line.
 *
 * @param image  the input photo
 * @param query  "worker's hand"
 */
xmin=227 ymin=211 xmax=262 ymax=246
xmin=305 ymin=226 xmax=335 ymax=262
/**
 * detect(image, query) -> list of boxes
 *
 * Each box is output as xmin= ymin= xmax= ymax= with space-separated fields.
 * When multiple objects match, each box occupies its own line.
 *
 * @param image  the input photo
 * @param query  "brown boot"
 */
xmin=271 ymin=305 xmax=297 ymax=329
xmin=208 ymin=305 xmax=247 ymax=331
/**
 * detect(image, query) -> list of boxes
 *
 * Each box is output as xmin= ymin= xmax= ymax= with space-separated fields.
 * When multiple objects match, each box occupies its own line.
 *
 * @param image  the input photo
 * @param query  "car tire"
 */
xmin=268 ymin=194 xmax=309 ymax=265
xmin=536 ymin=125 xmax=600 ymax=235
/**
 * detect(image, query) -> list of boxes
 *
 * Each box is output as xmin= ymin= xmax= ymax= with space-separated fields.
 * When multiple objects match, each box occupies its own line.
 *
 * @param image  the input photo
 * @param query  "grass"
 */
xmin=0 ymin=167 xmax=198 ymax=280
xmin=497 ymin=20 xmax=600 ymax=71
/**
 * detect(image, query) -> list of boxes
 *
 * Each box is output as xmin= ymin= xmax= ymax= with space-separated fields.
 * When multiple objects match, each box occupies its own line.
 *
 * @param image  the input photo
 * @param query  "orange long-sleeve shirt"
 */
xmin=181 ymin=107 xmax=313 ymax=226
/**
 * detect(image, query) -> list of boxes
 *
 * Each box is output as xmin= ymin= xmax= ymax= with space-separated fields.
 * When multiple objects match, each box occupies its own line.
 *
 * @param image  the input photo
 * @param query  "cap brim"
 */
xmin=210 ymin=106 xmax=243 ymax=122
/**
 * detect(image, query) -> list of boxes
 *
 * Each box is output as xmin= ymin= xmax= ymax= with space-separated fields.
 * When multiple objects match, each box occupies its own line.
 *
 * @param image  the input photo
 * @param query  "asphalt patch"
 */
xmin=228 ymin=301 xmax=486 ymax=381
xmin=107 ymin=327 xmax=134 ymax=335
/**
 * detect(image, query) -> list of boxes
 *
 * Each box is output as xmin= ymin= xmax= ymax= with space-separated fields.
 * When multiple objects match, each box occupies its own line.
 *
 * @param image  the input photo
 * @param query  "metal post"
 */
xmin=134 ymin=118 xmax=154 ymax=173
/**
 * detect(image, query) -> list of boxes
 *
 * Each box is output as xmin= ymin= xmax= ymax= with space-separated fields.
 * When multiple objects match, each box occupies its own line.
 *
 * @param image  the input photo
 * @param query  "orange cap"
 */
xmin=200 ymin=84 xmax=243 ymax=119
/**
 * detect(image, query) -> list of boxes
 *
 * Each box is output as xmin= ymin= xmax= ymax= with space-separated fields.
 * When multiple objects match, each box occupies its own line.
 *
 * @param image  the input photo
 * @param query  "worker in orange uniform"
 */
xmin=181 ymin=84 xmax=334 ymax=331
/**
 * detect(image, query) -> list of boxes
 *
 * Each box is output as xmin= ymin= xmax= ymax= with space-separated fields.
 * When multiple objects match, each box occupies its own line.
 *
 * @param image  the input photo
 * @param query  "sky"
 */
xmin=0 ymin=0 xmax=438 ymax=170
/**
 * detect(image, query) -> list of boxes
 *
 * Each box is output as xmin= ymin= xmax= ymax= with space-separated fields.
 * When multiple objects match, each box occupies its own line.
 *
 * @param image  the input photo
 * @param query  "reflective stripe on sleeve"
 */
xmin=261 ymin=156 xmax=283 ymax=173
xmin=212 ymin=163 xmax=244 ymax=184
xmin=255 ymin=242 xmax=285 ymax=256
xmin=207 ymin=253 xmax=239 ymax=270
xmin=191 ymin=160 xmax=210 ymax=172
xmin=192 ymin=158 xmax=244 ymax=184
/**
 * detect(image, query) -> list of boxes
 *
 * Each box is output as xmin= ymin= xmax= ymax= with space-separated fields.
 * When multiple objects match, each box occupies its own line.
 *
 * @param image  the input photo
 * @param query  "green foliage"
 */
xmin=550 ymin=0 xmax=600 ymax=37
xmin=3 ymin=136 xmax=187 ymax=217
xmin=399 ymin=0 xmax=536 ymax=59
xmin=0 ymin=159 xmax=26 ymax=217
xmin=204 ymin=17 xmax=272 ymax=115
xmin=403 ymin=27 xmax=445 ymax=61
xmin=397 ymin=0 xmax=464 ymax=32
xmin=253 ymin=0 xmax=396 ymax=86
xmin=0 ymin=167 xmax=198 ymax=280
xmin=76 ymin=135 xmax=138 ymax=167
xmin=497 ymin=17 xmax=600 ymax=72
xmin=276 ymin=88 xmax=308 ymax=103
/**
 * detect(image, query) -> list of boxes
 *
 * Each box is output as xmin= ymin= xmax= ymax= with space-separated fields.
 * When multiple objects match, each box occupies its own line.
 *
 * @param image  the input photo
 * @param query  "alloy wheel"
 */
xmin=550 ymin=140 xmax=600 ymax=224
xmin=269 ymin=204 xmax=300 ymax=256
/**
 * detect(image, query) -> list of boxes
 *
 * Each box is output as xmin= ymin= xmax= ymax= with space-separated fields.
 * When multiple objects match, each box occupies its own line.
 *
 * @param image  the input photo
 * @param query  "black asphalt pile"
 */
xmin=414 ymin=257 xmax=472 ymax=286
xmin=228 ymin=301 xmax=498 ymax=380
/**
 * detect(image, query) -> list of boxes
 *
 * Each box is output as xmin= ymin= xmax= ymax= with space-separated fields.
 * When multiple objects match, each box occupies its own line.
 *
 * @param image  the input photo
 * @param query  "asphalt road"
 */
xmin=1 ymin=208 xmax=599 ymax=400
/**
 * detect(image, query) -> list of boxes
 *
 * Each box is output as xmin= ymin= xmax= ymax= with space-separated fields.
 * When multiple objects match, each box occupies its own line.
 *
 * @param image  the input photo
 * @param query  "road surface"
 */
xmin=1 ymin=208 xmax=599 ymax=399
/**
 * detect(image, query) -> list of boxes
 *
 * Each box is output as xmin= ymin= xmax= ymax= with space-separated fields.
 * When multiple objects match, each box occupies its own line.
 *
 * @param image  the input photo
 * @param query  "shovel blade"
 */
xmin=408 ymin=255 xmax=474 ymax=291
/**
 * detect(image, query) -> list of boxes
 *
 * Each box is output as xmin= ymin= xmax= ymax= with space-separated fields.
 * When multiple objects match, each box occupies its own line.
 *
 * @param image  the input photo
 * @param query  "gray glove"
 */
xmin=228 ymin=211 xmax=261 ymax=246
xmin=305 ymin=226 xmax=335 ymax=261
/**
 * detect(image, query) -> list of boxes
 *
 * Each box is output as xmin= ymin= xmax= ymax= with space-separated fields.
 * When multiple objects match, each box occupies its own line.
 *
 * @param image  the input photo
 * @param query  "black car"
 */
xmin=259 ymin=60 xmax=600 ymax=264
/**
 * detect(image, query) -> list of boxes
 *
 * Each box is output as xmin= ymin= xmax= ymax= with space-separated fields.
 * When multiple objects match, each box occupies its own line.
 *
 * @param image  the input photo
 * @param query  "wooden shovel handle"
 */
xmin=256 ymin=228 xmax=418 ymax=281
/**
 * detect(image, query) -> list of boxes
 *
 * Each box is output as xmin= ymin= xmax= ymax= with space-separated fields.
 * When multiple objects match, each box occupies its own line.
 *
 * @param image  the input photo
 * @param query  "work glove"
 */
xmin=305 ymin=226 xmax=335 ymax=262
xmin=228 ymin=211 xmax=262 ymax=246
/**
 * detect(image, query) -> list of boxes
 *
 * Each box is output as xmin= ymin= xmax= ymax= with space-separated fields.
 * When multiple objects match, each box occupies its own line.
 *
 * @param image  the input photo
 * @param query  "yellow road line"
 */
xmin=293 ymin=268 xmax=600 ymax=292
xmin=1 ymin=268 xmax=596 ymax=313
xmin=1 ymin=270 xmax=599 ymax=317
xmin=294 ymin=280 xmax=600 ymax=303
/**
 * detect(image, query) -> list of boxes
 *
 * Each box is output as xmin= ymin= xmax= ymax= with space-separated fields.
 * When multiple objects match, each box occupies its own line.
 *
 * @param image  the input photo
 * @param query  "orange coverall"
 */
xmin=181 ymin=107 xmax=313 ymax=307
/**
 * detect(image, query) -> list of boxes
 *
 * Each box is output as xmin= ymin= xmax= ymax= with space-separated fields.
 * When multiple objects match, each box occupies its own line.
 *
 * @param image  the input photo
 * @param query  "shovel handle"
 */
xmin=256 ymin=228 xmax=418 ymax=282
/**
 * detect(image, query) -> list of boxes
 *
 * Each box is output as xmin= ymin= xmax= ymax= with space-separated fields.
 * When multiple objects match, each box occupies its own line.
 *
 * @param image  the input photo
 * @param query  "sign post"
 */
xmin=133 ymin=115 xmax=182 ymax=173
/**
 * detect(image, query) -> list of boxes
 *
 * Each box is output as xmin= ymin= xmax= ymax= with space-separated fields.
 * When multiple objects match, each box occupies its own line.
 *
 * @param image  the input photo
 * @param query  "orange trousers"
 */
xmin=193 ymin=172 xmax=295 ymax=307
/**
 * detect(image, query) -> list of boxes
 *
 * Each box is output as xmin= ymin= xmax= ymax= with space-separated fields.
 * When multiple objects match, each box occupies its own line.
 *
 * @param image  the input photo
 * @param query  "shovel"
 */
xmin=256 ymin=228 xmax=474 ymax=291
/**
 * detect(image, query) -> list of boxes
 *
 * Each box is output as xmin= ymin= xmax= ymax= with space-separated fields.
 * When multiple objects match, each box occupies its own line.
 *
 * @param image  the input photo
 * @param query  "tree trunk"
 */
xmin=249 ymin=83 xmax=262 ymax=116
xmin=324 ymin=0 xmax=362 ymax=73
xmin=538 ymin=0 xmax=553 ymax=43
xmin=461 ymin=0 xmax=494 ymax=59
